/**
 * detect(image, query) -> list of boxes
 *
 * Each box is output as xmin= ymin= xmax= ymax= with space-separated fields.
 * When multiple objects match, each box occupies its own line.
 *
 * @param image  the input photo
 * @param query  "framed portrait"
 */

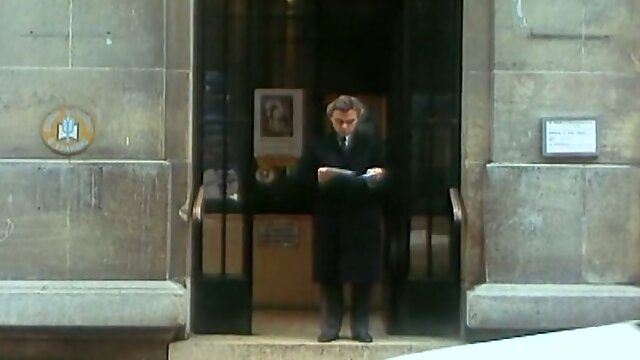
xmin=253 ymin=89 xmax=304 ymax=173
xmin=324 ymin=94 xmax=387 ymax=139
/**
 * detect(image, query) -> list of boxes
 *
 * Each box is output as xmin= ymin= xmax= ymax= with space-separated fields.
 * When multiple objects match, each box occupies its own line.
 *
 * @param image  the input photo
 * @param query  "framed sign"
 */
xmin=541 ymin=117 xmax=599 ymax=158
xmin=253 ymin=89 xmax=304 ymax=184
xmin=253 ymin=89 xmax=304 ymax=160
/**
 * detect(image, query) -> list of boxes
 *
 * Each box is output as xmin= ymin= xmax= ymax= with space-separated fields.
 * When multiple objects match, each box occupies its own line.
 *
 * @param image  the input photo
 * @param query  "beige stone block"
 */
xmin=494 ymin=0 xmax=640 ymax=73
xmin=499 ymin=0 xmax=584 ymax=31
xmin=0 ymin=161 xmax=169 ymax=280
xmin=462 ymin=0 xmax=493 ymax=72
xmin=72 ymin=0 xmax=164 ymax=68
xmin=485 ymin=164 xmax=585 ymax=283
xmin=0 ymin=0 xmax=69 ymax=67
xmin=493 ymin=72 xmax=640 ymax=163
xmin=583 ymin=0 xmax=640 ymax=73
xmin=165 ymin=70 xmax=191 ymax=160
xmin=461 ymin=162 xmax=486 ymax=288
xmin=461 ymin=71 xmax=492 ymax=163
xmin=486 ymin=163 xmax=640 ymax=285
xmin=0 ymin=68 xmax=164 ymax=159
xmin=583 ymin=165 xmax=640 ymax=283
xmin=202 ymin=214 xmax=244 ymax=276
xmin=167 ymin=0 xmax=192 ymax=70
xmin=494 ymin=0 xmax=584 ymax=71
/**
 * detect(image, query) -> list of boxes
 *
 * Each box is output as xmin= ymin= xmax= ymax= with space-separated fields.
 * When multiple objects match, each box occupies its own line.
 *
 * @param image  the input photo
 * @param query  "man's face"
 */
xmin=330 ymin=109 xmax=359 ymax=136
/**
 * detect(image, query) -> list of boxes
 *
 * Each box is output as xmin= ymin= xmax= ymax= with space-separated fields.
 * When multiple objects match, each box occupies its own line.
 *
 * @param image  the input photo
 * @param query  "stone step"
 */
xmin=169 ymin=335 xmax=461 ymax=360
xmin=169 ymin=311 xmax=462 ymax=360
xmin=466 ymin=284 xmax=640 ymax=330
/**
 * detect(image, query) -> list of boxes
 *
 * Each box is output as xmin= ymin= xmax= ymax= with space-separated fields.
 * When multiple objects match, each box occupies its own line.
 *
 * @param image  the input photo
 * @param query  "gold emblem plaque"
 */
xmin=41 ymin=107 xmax=95 ymax=155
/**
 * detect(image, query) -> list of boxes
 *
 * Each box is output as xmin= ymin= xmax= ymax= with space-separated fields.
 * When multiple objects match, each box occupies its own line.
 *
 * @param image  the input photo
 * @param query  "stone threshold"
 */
xmin=169 ymin=335 xmax=462 ymax=360
xmin=170 ymin=310 xmax=463 ymax=360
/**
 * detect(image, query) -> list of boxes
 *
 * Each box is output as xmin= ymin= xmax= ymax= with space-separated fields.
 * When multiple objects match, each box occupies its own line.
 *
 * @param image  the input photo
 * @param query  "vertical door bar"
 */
xmin=192 ymin=0 xmax=204 ymax=280
xmin=243 ymin=0 xmax=255 ymax=280
xmin=426 ymin=126 xmax=434 ymax=278
xmin=220 ymin=0 xmax=230 ymax=277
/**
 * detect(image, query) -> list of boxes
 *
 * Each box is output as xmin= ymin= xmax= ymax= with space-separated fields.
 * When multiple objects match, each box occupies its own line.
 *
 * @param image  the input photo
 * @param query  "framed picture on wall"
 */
xmin=253 ymin=89 xmax=304 ymax=182
xmin=324 ymin=94 xmax=387 ymax=139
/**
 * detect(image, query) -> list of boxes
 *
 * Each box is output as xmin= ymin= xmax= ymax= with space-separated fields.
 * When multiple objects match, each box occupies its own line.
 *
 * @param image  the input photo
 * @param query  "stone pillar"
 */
xmin=0 ymin=0 xmax=193 ymax=343
xmin=461 ymin=0 xmax=493 ymax=289
xmin=463 ymin=0 xmax=640 ymax=330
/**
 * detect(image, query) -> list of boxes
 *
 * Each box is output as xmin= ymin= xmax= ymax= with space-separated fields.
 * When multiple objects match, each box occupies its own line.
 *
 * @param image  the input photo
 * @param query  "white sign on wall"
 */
xmin=542 ymin=117 xmax=599 ymax=157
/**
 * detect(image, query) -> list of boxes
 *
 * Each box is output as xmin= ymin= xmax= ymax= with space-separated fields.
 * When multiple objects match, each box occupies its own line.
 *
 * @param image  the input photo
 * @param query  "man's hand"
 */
xmin=317 ymin=167 xmax=335 ymax=183
xmin=365 ymin=167 xmax=385 ymax=181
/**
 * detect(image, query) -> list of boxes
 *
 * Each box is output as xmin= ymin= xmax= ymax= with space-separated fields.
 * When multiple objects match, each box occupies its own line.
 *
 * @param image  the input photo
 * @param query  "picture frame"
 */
xmin=253 ymin=89 xmax=304 ymax=161
xmin=253 ymin=89 xmax=304 ymax=187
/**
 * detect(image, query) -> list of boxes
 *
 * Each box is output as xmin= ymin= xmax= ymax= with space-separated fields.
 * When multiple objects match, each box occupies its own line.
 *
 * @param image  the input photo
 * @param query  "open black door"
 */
xmin=384 ymin=0 xmax=463 ymax=336
xmin=191 ymin=0 xmax=254 ymax=335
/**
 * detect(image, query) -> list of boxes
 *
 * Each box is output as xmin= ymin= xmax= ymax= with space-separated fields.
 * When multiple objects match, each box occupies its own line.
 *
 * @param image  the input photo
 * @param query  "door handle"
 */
xmin=192 ymin=185 xmax=205 ymax=222
xmin=449 ymin=188 xmax=464 ymax=224
xmin=178 ymin=185 xmax=204 ymax=223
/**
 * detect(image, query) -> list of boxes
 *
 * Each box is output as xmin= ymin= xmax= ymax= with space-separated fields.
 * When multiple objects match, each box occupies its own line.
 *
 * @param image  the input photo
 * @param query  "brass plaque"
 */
xmin=257 ymin=220 xmax=300 ymax=248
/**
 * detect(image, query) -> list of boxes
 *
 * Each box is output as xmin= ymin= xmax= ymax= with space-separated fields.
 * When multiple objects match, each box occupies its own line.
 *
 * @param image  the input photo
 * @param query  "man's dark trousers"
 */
xmin=318 ymin=283 xmax=373 ymax=342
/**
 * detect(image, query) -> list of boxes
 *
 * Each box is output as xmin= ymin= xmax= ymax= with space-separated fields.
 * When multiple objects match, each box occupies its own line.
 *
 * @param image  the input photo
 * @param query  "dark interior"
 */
xmin=193 ymin=0 xmax=462 ymax=336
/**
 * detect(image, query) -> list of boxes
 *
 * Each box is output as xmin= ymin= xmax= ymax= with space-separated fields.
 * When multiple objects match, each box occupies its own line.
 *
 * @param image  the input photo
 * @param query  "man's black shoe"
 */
xmin=351 ymin=332 xmax=373 ymax=343
xmin=317 ymin=332 xmax=339 ymax=343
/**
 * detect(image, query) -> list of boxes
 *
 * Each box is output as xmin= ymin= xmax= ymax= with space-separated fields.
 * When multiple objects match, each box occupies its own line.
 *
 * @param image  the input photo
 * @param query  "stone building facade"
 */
xmin=462 ymin=0 xmax=640 ymax=331
xmin=0 ymin=0 xmax=638 ymax=358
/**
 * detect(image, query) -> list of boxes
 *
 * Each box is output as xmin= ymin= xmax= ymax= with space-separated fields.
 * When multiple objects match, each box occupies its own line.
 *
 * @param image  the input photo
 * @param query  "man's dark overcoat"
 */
xmin=294 ymin=131 xmax=387 ymax=284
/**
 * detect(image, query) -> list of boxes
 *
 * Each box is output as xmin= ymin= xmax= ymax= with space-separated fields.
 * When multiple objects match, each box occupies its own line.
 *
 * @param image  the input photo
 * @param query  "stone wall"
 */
xmin=462 ymin=0 xmax=640 ymax=287
xmin=0 ymin=0 xmax=193 ymax=281
xmin=461 ymin=0 xmax=493 ymax=288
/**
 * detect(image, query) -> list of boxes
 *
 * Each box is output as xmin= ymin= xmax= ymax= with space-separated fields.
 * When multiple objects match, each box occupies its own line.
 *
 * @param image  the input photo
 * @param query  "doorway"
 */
xmin=191 ymin=0 xmax=462 ymax=337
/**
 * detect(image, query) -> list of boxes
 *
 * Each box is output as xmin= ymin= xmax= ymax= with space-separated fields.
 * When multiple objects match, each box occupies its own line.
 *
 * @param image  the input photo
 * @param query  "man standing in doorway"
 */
xmin=294 ymin=95 xmax=387 ymax=343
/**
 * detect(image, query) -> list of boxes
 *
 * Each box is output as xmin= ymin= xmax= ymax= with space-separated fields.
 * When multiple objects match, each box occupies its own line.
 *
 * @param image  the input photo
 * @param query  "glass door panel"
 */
xmin=193 ymin=0 xmax=252 ymax=335
xmin=384 ymin=0 xmax=462 ymax=336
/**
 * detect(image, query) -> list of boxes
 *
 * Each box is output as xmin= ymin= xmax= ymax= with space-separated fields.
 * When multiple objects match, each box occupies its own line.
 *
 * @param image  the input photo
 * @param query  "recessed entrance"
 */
xmin=191 ymin=0 xmax=462 ymax=337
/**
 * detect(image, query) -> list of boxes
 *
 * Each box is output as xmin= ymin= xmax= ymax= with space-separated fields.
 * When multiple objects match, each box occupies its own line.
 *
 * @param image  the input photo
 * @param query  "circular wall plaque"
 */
xmin=255 ymin=167 xmax=276 ymax=184
xmin=41 ymin=107 xmax=95 ymax=155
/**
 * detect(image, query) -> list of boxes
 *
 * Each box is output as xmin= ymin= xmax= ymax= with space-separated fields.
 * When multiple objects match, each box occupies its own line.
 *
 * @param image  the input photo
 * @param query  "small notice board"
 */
xmin=541 ymin=117 xmax=599 ymax=158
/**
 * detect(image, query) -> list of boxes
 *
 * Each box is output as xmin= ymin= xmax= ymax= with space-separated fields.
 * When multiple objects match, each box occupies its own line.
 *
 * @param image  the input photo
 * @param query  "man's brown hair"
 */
xmin=326 ymin=95 xmax=366 ymax=118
